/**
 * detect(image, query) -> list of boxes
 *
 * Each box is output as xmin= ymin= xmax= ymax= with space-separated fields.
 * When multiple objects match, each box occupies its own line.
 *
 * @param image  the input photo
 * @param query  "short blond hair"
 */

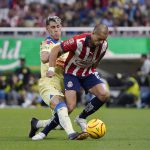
xmin=46 ymin=16 xmax=62 ymax=25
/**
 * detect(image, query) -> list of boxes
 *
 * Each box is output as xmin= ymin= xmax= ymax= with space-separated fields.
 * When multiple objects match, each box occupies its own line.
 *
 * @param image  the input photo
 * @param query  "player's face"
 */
xmin=91 ymin=31 xmax=108 ymax=47
xmin=46 ymin=21 xmax=62 ymax=40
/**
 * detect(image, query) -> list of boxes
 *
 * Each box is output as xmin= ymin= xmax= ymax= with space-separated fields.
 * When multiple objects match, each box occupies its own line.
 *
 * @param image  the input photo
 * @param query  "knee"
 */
xmin=50 ymin=96 xmax=63 ymax=110
xmin=99 ymin=90 xmax=110 ymax=102
xmin=50 ymin=100 xmax=59 ymax=110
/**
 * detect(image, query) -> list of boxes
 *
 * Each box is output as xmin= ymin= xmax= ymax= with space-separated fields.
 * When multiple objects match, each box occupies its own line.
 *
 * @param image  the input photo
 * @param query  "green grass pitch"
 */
xmin=0 ymin=107 xmax=150 ymax=150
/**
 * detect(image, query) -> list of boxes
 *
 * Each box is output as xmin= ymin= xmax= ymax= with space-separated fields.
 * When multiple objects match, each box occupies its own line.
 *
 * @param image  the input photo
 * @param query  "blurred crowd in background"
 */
xmin=0 ymin=0 xmax=150 ymax=27
xmin=0 ymin=58 xmax=42 ymax=108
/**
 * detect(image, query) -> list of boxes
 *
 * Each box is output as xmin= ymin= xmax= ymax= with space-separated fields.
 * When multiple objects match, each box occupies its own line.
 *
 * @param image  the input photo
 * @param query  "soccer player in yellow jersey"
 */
xmin=29 ymin=16 xmax=88 ymax=140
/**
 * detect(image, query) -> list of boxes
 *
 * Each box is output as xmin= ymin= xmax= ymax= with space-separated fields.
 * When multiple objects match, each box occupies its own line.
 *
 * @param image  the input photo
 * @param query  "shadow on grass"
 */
xmin=1 ymin=135 xmax=150 ymax=143
xmin=0 ymin=136 xmax=67 ymax=142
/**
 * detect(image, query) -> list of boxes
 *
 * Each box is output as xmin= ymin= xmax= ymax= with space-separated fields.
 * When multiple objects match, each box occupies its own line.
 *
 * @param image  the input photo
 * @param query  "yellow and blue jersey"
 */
xmin=39 ymin=36 xmax=68 ymax=106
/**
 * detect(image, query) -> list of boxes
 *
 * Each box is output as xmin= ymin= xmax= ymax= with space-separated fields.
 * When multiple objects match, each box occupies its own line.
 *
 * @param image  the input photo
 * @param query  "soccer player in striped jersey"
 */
xmin=29 ymin=16 xmax=88 ymax=140
xmin=47 ymin=23 xmax=110 ymax=132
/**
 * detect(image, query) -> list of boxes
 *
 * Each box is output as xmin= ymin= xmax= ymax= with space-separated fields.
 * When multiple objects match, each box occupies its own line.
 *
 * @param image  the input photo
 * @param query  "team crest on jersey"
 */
xmin=64 ymin=38 xmax=74 ymax=46
xmin=67 ymin=81 xmax=73 ymax=88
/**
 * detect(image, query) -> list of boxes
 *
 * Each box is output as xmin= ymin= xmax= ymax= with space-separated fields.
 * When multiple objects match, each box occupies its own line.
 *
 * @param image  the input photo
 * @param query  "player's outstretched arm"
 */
xmin=40 ymin=51 xmax=49 ymax=64
xmin=49 ymin=44 xmax=62 ymax=67
xmin=47 ymin=44 xmax=62 ymax=77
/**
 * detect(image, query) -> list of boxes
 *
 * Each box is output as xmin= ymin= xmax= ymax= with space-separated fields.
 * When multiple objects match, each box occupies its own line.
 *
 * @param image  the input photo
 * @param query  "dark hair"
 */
xmin=46 ymin=16 xmax=62 ymax=25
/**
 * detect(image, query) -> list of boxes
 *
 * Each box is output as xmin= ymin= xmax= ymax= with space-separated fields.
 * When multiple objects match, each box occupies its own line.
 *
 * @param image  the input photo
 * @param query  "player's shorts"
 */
xmin=39 ymin=76 xmax=64 ymax=106
xmin=64 ymin=72 xmax=103 ymax=92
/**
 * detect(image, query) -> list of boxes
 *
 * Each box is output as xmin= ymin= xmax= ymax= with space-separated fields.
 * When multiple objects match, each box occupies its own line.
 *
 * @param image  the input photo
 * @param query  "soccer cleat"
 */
xmin=32 ymin=132 xmax=46 ymax=141
xmin=29 ymin=117 xmax=39 ymax=138
xmin=74 ymin=116 xmax=87 ymax=132
xmin=68 ymin=132 xmax=89 ymax=140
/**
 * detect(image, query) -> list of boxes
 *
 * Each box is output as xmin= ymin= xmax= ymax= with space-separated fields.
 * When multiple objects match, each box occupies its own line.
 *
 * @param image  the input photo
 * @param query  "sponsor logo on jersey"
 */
xmin=64 ymin=38 xmax=74 ymax=46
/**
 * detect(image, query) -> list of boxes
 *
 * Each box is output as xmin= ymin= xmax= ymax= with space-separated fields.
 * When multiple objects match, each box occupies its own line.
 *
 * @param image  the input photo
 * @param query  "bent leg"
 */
xmin=76 ymin=83 xmax=109 ymax=132
xmin=65 ymin=90 xmax=77 ymax=113
xmin=64 ymin=74 xmax=80 ymax=113
xmin=79 ymin=83 xmax=109 ymax=119
xmin=41 ymin=95 xmax=75 ymax=136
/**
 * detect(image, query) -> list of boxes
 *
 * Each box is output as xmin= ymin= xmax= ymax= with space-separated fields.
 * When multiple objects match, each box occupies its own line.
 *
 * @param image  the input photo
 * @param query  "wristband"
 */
xmin=48 ymin=67 xmax=55 ymax=72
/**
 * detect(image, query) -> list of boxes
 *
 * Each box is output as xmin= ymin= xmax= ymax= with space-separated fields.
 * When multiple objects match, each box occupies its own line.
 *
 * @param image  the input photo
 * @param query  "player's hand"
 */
xmin=46 ymin=67 xmax=55 ymax=77
xmin=46 ymin=70 xmax=55 ymax=77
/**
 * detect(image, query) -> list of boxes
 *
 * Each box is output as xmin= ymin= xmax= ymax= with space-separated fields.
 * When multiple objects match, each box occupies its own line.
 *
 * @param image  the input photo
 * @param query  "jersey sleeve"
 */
xmin=99 ymin=40 xmax=108 ymax=59
xmin=60 ymin=37 xmax=77 ymax=52
xmin=101 ymin=40 xmax=108 ymax=53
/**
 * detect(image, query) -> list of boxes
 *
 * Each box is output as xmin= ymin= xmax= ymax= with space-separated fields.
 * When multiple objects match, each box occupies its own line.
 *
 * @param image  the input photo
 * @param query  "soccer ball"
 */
xmin=86 ymin=119 xmax=106 ymax=139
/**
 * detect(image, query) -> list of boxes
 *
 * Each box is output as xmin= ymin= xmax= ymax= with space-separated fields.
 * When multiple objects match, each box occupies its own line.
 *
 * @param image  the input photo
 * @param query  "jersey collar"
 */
xmin=46 ymin=36 xmax=60 ymax=44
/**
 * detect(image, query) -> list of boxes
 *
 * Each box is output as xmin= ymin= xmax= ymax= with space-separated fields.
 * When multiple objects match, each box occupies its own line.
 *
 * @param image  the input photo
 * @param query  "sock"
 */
xmin=36 ymin=119 xmax=52 ymax=128
xmin=41 ymin=113 xmax=59 ymax=136
xmin=55 ymin=102 xmax=75 ymax=135
xmin=79 ymin=97 xmax=105 ymax=119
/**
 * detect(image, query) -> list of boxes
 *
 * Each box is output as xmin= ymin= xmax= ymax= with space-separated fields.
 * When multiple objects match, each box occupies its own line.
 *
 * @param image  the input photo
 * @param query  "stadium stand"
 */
xmin=0 ymin=0 xmax=150 ymax=28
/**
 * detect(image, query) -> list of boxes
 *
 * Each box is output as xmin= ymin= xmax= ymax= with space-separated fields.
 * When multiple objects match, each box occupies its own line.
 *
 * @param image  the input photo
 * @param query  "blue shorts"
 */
xmin=64 ymin=72 xmax=103 ymax=92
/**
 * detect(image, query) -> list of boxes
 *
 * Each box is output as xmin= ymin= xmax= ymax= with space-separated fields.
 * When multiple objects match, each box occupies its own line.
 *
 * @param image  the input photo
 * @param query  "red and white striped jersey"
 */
xmin=61 ymin=33 xmax=108 ymax=77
